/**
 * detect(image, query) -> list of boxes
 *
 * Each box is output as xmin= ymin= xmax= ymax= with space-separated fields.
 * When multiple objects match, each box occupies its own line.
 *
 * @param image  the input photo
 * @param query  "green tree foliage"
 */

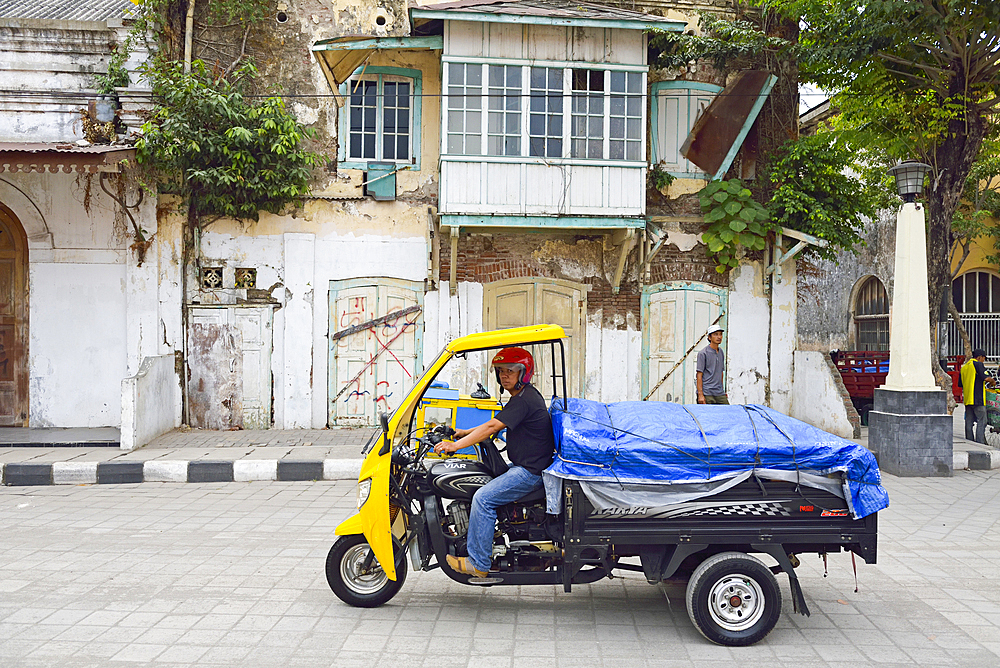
xmin=136 ymin=59 xmax=317 ymax=223
xmin=654 ymin=1 xmax=1000 ymax=336
xmin=766 ymin=133 xmax=885 ymax=260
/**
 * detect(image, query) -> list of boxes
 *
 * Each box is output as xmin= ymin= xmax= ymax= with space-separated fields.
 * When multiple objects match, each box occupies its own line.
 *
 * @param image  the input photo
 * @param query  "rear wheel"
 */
xmin=685 ymin=551 xmax=781 ymax=646
xmin=326 ymin=535 xmax=406 ymax=608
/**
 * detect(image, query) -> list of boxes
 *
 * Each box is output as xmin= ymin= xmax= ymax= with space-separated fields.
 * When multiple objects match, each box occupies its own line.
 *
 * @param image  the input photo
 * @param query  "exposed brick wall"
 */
xmin=438 ymin=230 xmax=726 ymax=327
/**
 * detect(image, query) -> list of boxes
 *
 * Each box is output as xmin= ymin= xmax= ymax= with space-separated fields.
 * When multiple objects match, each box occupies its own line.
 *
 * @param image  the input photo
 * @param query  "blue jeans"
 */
xmin=466 ymin=465 xmax=542 ymax=573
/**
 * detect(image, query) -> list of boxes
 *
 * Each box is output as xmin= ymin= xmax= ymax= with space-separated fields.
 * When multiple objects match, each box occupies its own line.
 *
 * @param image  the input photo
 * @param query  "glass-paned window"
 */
xmin=382 ymin=81 xmax=411 ymax=161
xmin=347 ymin=75 xmax=413 ymax=163
xmin=609 ymin=71 xmax=642 ymax=161
xmin=349 ymin=80 xmax=378 ymax=160
xmin=854 ymin=276 xmax=889 ymax=351
xmin=447 ymin=63 xmax=483 ymax=155
xmin=529 ymin=67 xmax=563 ymax=158
xmin=488 ymin=65 xmax=521 ymax=156
xmin=571 ymin=69 xmax=605 ymax=159
xmin=952 ymin=271 xmax=1000 ymax=313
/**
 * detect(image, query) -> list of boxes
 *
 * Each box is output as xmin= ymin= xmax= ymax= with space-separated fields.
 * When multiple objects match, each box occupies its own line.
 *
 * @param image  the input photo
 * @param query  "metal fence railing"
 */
xmin=946 ymin=314 xmax=1000 ymax=361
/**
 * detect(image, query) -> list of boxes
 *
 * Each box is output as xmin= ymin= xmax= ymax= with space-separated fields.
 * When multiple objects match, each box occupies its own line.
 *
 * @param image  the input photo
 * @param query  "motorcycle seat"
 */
xmin=515 ymin=486 xmax=547 ymax=504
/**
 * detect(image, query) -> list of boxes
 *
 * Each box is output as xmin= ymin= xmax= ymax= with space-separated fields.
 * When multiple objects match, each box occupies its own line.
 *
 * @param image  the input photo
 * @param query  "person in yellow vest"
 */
xmin=960 ymin=349 xmax=989 ymax=443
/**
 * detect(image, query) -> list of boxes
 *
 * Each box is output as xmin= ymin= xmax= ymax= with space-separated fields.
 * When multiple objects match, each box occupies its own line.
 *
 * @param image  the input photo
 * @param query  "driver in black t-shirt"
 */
xmin=433 ymin=347 xmax=555 ymax=577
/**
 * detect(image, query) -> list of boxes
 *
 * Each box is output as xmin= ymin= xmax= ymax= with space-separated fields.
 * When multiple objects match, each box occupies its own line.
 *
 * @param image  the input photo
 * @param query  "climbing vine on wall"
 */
xmin=698 ymin=179 xmax=773 ymax=273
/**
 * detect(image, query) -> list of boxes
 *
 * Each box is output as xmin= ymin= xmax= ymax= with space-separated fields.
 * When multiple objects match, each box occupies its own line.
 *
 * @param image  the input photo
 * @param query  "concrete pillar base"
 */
xmin=869 ymin=388 xmax=952 ymax=477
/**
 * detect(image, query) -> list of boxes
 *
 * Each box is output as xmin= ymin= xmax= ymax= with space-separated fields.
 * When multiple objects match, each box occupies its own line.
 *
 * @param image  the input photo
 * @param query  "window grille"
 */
xmin=609 ymin=71 xmax=642 ymax=161
xmin=528 ymin=67 xmax=563 ymax=158
xmin=235 ymin=268 xmax=256 ymax=289
xmin=201 ymin=267 xmax=223 ymax=290
xmin=854 ymin=276 xmax=889 ymax=351
xmin=446 ymin=63 xmax=483 ymax=155
xmin=443 ymin=62 xmax=647 ymax=163
xmin=571 ymin=69 xmax=605 ymax=159
xmin=347 ymin=75 xmax=412 ymax=163
xmin=952 ymin=270 xmax=1000 ymax=314
xmin=487 ymin=65 xmax=521 ymax=156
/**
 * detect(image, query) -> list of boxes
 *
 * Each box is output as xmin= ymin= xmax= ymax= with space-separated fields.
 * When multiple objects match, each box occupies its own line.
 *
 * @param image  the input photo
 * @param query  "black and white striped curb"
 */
xmin=1 ymin=459 xmax=364 ymax=486
xmin=956 ymin=449 xmax=1000 ymax=471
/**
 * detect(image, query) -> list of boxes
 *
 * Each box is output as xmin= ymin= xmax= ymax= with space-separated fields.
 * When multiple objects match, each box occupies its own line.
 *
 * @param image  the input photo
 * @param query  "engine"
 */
xmin=447 ymin=499 xmax=470 ymax=536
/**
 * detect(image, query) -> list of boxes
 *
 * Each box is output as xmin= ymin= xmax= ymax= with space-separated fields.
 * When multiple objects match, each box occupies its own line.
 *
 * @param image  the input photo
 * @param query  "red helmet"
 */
xmin=491 ymin=347 xmax=534 ymax=390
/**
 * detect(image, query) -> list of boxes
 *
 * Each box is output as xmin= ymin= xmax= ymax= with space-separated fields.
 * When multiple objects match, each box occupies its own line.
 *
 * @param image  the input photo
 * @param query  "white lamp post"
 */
xmin=883 ymin=161 xmax=938 ymax=391
xmin=869 ymin=160 xmax=952 ymax=477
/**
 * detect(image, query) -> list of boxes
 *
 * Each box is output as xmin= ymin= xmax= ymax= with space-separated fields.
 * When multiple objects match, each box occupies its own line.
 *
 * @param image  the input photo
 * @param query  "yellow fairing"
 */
xmin=350 ymin=323 xmax=567 ymax=581
xmin=334 ymin=514 xmax=364 ymax=536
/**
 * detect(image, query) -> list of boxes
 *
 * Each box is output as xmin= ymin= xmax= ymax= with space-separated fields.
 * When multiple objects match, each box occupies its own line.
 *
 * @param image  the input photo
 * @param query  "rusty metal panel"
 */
xmin=680 ymin=70 xmax=772 ymax=177
xmin=187 ymin=319 xmax=243 ymax=430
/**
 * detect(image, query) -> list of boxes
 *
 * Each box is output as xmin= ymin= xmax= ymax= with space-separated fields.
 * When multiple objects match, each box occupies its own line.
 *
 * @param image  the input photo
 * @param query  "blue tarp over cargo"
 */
xmin=545 ymin=398 xmax=889 ymax=519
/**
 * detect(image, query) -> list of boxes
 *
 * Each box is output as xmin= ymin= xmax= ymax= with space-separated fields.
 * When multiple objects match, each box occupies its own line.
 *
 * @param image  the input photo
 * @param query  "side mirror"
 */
xmin=378 ymin=412 xmax=391 ymax=456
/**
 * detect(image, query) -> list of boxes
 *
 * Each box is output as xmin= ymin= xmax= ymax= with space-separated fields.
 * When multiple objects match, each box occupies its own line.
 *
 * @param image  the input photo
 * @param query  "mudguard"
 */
xmin=335 ymin=514 xmax=364 ymax=536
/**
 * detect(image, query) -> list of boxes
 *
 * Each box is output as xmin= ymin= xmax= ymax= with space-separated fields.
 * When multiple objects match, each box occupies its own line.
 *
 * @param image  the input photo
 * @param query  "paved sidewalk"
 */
xmin=0 ymin=427 xmax=376 ymax=486
xmin=2 ymin=405 xmax=998 ymax=487
xmin=2 ymin=471 xmax=1000 ymax=667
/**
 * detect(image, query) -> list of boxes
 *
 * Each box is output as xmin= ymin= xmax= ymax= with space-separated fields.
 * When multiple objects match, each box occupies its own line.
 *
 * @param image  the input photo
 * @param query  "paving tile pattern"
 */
xmin=2 ymin=470 xmax=1000 ymax=667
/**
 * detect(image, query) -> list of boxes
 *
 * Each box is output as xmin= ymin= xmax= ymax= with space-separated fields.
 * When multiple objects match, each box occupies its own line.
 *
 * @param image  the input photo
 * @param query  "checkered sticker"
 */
xmin=592 ymin=500 xmax=794 ymax=520
xmin=674 ymin=501 xmax=792 ymax=518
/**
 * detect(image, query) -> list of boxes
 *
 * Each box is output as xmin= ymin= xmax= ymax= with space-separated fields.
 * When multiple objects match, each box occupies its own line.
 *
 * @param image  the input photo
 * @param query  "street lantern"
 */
xmin=887 ymin=161 xmax=933 ymax=202
xmin=869 ymin=158 xmax=952 ymax=477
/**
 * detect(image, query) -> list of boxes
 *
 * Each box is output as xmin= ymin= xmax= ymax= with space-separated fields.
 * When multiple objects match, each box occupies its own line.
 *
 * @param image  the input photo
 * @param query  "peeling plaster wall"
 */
xmin=789 ymin=350 xmax=855 ymax=438
xmin=29 ymin=262 xmax=126 ymax=427
xmin=423 ymin=281 xmax=487 ymax=394
xmin=797 ymin=212 xmax=896 ymax=352
xmin=585 ymin=313 xmax=643 ymax=402
xmin=0 ymin=19 xmax=145 ymax=142
xmin=193 ymin=201 xmax=428 ymax=429
xmin=1 ymin=171 xmax=162 ymax=428
xmin=769 ymin=260 xmax=797 ymax=414
xmin=727 ymin=261 xmax=769 ymax=405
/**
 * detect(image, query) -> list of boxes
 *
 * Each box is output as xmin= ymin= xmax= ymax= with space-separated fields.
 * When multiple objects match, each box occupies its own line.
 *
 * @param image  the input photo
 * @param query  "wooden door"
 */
xmin=0 ymin=204 xmax=27 ymax=426
xmin=233 ymin=308 xmax=273 ymax=429
xmin=642 ymin=283 xmax=726 ymax=403
xmin=484 ymin=278 xmax=586 ymax=400
xmin=187 ymin=308 xmax=242 ymax=429
xmin=328 ymin=279 xmax=423 ymax=426
xmin=186 ymin=305 xmax=273 ymax=429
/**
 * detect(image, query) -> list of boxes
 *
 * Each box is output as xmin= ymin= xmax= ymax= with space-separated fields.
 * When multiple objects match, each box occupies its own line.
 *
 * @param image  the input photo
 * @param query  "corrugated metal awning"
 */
xmin=0 ymin=143 xmax=136 ymax=174
xmin=412 ymin=0 xmax=685 ymax=30
xmin=0 ymin=0 xmax=136 ymax=21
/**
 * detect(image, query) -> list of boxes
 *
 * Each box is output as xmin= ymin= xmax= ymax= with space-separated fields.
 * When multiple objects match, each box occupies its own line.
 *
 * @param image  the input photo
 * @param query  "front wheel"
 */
xmin=685 ymin=551 xmax=781 ymax=646
xmin=326 ymin=535 xmax=406 ymax=608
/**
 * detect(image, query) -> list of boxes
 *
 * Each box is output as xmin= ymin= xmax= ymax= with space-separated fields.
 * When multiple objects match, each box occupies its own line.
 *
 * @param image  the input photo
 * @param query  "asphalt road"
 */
xmin=2 ymin=471 xmax=999 ymax=667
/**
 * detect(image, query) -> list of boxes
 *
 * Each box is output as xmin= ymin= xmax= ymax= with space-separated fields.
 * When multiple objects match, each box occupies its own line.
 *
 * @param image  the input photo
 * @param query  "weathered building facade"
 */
xmin=2 ymin=0 xmax=820 ymax=445
xmin=173 ymin=0 xmax=803 ymax=435
xmin=0 ymin=0 xmax=176 ymax=447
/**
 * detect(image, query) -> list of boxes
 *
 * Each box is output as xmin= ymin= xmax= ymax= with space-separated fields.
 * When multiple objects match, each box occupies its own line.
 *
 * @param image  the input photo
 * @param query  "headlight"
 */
xmin=356 ymin=478 xmax=372 ymax=510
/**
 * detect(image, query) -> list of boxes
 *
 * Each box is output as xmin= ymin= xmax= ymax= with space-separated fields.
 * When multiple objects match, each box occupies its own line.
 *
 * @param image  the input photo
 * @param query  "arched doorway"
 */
xmin=852 ymin=276 xmax=889 ymax=351
xmin=0 ymin=203 xmax=28 ymax=425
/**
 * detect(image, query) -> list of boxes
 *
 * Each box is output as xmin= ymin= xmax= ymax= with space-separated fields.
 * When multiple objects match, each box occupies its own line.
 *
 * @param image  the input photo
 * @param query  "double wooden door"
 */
xmin=483 ymin=278 xmax=586 ymax=400
xmin=328 ymin=279 xmax=423 ymax=426
xmin=642 ymin=282 xmax=726 ymax=403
